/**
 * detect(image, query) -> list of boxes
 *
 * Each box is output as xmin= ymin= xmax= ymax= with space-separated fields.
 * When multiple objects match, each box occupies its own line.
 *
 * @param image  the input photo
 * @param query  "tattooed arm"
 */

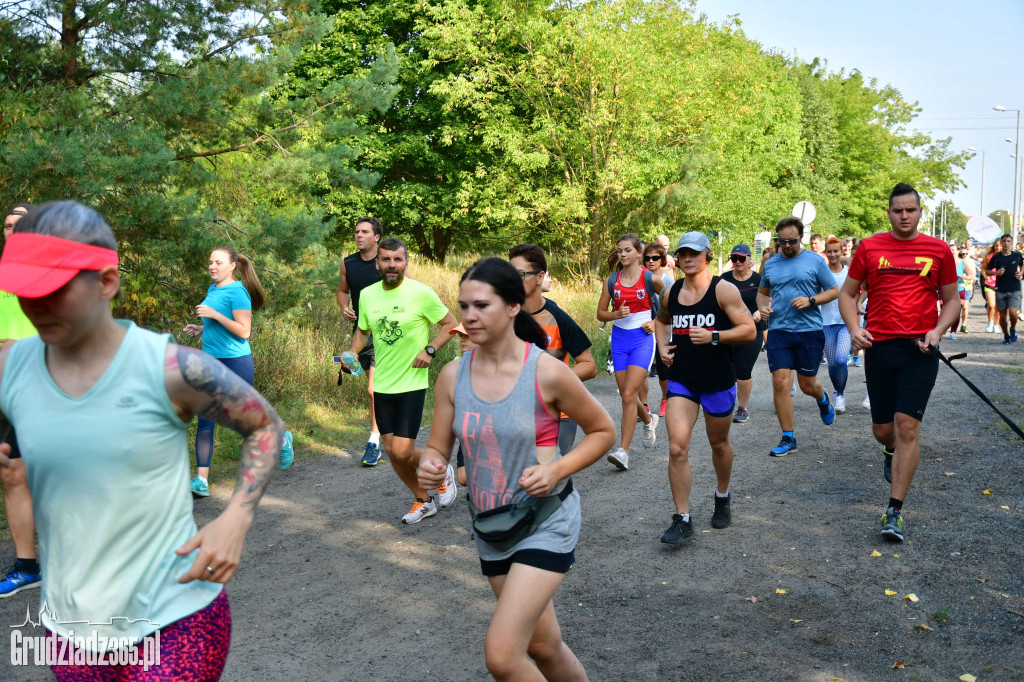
xmin=164 ymin=343 xmax=285 ymax=584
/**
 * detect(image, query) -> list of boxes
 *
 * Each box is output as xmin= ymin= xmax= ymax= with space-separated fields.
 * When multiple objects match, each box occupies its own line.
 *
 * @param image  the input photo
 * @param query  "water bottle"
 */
xmin=342 ymin=352 xmax=363 ymax=377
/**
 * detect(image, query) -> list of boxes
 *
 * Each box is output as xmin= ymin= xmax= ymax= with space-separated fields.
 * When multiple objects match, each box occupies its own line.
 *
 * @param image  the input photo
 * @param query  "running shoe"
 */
xmin=660 ymin=514 xmax=693 ymax=545
xmin=659 ymin=399 xmax=667 ymax=417
xmin=360 ymin=441 xmax=382 ymax=467
xmin=986 ymin=321 xmax=995 ymax=333
xmin=818 ymin=392 xmax=835 ymax=425
xmin=190 ymin=476 xmax=209 ymax=497
xmin=401 ymin=499 xmax=437 ymax=524
xmin=1012 ymin=330 xmax=1019 ymax=342
xmin=960 ymin=325 xmax=968 ymax=334
xmin=949 ymin=332 xmax=957 ymax=340
xmin=769 ymin=435 xmax=797 ymax=457
xmin=0 ymin=567 xmax=41 ymax=598
xmin=862 ymin=396 xmax=871 ymax=409
xmin=436 ymin=464 xmax=458 ymax=508
xmin=1004 ymin=335 xmax=1012 ymax=345
xmin=880 ymin=507 xmax=905 ymax=542
xmin=642 ymin=414 xmax=659 ymax=447
xmin=882 ymin=445 xmax=894 ymax=484
xmin=834 ymin=394 xmax=846 ymax=413
xmin=711 ymin=494 xmax=732 ymax=529
xmin=732 ymin=406 xmax=749 ymax=423
xmin=853 ymin=356 xmax=862 ymax=368
xmin=279 ymin=431 xmax=294 ymax=469
xmin=637 ymin=403 xmax=651 ymax=423
xmin=607 ymin=447 xmax=629 ymax=470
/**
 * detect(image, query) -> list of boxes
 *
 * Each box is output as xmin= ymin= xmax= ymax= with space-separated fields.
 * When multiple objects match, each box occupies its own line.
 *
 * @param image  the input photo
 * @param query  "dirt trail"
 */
xmin=3 ymin=315 xmax=1023 ymax=681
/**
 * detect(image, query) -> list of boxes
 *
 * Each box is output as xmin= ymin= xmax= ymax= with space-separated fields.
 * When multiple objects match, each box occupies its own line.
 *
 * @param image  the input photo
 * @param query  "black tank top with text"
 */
xmin=666 ymin=276 xmax=735 ymax=393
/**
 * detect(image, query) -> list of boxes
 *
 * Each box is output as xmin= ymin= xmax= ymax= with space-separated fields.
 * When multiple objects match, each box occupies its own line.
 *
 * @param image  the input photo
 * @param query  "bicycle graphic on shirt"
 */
xmin=376 ymin=317 xmax=403 ymax=346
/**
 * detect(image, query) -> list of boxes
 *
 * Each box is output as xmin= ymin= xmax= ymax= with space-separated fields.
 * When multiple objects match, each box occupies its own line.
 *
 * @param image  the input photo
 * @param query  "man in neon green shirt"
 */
xmin=0 ymin=203 xmax=40 ymax=598
xmin=347 ymin=238 xmax=458 ymax=523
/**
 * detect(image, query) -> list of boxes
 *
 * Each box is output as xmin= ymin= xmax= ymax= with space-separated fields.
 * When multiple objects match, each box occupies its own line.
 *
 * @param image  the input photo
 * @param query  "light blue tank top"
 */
xmin=1 ymin=321 xmax=221 ymax=650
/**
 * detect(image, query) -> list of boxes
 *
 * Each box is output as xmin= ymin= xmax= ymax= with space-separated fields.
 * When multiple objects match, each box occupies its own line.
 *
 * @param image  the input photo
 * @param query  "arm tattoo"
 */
xmin=173 ymin=346 xmax=283 ymax=512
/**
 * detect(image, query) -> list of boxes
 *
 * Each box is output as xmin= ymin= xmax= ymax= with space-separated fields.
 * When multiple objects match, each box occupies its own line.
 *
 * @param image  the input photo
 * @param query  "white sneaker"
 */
xmin=862 ymin=396 xmax=871 ymax=409
xmin=607 ymin=447 xmax=629 ymax=470
xmin=834 ymin=394 xmax=846 ymax=413
xmin=436 ymin=464 xmax=457 ymax=508
xmin=986 ymin=322 xmax=995 ymax=333
xmin=401 ymin=499 xmax=437 ymax=524
xmin=642 ymin=413 xmax=659 ymax=447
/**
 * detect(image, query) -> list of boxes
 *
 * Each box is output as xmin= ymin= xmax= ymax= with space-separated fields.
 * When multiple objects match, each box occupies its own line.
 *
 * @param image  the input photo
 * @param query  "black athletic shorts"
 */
xmin=864 ymin=338 xmax=939 ymax=424
xmin=358 ymin=334 xmax=375 ymax=372
xmin=480 ymin=548 xmax=576 ymax=577
xmin=4 ymin=427 xmax=20 ymax=460
xmin=373 ymin=389 xmax=426 ymax=439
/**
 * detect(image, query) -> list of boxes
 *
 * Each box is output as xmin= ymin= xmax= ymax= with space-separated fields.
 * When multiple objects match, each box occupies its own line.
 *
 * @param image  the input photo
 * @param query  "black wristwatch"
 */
xmin=425 ymin=345 xmax=437 ymax=358
xmin=808 ymin=296 xmax=817 ymax=307
xmin=711 ymin=330 xmax=720 ymax=346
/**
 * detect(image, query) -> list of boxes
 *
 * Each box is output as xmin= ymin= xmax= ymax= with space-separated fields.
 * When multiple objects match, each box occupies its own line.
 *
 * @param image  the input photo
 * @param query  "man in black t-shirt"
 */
xmin=985 ymin=233 xmax=1023 ymax=343
xmin=337 ymin=217 xmax=384 ymax=464
xmin=509 ymin=244 xmax=597 ymax=454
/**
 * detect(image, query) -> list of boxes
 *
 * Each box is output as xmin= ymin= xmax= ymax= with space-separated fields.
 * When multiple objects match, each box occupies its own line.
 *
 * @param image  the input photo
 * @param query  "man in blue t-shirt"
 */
xmin=756 ymin=217 xmax=840 ymax=456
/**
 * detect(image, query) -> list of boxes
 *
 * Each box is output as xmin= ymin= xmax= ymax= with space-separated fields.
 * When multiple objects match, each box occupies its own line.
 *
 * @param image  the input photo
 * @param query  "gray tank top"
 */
xmin=454 ymin=343 xmax=580 ymax=560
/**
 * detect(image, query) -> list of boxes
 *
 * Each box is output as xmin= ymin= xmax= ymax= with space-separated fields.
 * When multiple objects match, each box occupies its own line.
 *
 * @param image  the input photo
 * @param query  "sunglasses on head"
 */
xmin=778 ymin=237 xmax=800 ymax=246
xmin=730 ymin=255 xmax=747 ymax=263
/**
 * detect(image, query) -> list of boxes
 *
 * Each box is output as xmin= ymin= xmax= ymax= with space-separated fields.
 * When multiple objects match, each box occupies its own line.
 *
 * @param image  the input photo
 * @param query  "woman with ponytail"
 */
xmin=419 ymin=257 xmax=614 ymax=682
xmin=184 ymin=246 xmax=292 ymax=496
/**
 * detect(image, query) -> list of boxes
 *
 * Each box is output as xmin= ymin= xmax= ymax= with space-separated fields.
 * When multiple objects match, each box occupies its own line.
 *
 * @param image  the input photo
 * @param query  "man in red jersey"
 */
xmin=839 ymin=183 xmax=960 ymax=543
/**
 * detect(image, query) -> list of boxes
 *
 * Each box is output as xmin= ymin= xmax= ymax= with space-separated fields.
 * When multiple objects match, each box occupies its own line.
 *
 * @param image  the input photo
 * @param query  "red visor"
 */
xmin=0 ymin=233 xmax=118 ymax=298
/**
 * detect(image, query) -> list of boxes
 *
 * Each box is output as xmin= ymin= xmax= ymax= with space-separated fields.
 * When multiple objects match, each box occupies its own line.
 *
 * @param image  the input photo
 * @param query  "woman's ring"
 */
xmin=205 ymin=566 xmax=214 ymax=575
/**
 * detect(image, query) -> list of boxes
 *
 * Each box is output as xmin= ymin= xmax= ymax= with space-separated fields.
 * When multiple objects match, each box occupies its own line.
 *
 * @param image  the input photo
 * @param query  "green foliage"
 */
xmin=0 ymin=0 xmax=399 ymax=324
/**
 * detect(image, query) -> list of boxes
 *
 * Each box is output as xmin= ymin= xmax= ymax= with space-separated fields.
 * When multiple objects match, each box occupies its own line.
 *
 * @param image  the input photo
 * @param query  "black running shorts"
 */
xmin=373 ymin=389 xmax=426 ymax=439
xmin=480 ymin=548 xmax=575 ymax=577
xmin=864 ymin=338 xmax=939 ymax=424
xmin=3 ymin=427 xmax=20 ymax=460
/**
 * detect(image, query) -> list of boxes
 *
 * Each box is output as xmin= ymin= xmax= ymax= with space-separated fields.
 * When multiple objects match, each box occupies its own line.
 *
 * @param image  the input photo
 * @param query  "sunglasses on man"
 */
xmin=778 ymin=237 xmax=800 ymax=246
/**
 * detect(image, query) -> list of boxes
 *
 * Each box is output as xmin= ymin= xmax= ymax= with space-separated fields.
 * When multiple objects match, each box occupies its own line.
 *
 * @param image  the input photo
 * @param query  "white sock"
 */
xmin=680 ymin=513 xmax=690 ymax=522
xmin=716 ymin=489 xmax=729 ymax=498
xmin=198 ymin=476 xmax=208 ymax=485
xmin=368 ymin=431 xmax=380 ymax=446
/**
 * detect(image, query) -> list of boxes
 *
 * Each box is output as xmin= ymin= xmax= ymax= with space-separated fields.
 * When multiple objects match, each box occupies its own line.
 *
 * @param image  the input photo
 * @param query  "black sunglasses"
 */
xmin=730 ymin=255 xmax=747 ymax=263
xmin=643 ymin=255 xmax=663 ymax=262
xmin=516 ymin=270 xmax=541 ymax=279
xmin=778 ymin=238 xmax=800 ymax=246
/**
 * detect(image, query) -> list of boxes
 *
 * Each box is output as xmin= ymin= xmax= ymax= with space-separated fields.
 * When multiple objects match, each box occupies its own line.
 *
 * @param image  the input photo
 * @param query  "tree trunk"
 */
xmin=60 ymin=0 xmax=79 ymax=82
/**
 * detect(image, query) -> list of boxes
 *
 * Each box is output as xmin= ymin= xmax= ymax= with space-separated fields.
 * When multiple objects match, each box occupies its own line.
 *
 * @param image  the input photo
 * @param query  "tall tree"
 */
xmin=0 ymin=0 xmax=398 ymax=320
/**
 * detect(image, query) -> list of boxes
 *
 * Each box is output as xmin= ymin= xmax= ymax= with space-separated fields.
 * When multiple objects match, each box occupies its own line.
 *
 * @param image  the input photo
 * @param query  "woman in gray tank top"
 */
xmin=418 ymin=258 xmax=614 ymax=682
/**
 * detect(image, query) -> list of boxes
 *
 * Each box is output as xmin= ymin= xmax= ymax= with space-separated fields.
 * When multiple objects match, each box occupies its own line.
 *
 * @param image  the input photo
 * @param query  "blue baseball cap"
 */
xmin=674 ymin=231 xmax=712 ymax=254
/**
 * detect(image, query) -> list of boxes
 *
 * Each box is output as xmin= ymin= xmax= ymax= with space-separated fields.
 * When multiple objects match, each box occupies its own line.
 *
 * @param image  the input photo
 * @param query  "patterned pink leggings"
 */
xmin=49 ymin=590 xmax=231 ymax=682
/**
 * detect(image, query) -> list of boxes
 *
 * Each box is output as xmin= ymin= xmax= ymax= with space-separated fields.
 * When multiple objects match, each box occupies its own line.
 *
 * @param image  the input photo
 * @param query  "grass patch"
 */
xmin=931 ymin=606 xmax=951 ymax=623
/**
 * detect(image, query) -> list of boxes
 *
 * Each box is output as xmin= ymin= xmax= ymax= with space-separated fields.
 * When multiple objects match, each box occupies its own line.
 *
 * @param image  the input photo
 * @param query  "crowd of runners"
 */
xmin=0 ymin=183 xmax=1020 ymax=680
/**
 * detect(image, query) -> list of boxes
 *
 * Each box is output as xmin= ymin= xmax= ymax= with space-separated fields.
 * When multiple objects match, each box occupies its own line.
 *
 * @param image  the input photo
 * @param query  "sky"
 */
xmin=696 ymin=0 xmax=1024 ymax=223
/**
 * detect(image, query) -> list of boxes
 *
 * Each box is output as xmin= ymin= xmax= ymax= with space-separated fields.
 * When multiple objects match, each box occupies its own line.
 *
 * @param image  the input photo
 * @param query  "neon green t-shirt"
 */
xmin=0 ymin=291 xmax=36 ymax=340
xmin=357 ymin=278 xmax=449 ymax=394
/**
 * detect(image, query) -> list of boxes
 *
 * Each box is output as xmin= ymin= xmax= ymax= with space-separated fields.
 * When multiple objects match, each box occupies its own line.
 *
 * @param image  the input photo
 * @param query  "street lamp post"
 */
xmin=994 ymin=105 xmax=1021 ymax=242
xmin=968 ymin=146 xmax=986 ymax=216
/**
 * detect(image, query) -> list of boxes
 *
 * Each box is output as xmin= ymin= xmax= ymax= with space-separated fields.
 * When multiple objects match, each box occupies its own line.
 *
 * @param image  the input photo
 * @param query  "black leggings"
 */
xmin=732 ymin=332 xmax=764 ymax=381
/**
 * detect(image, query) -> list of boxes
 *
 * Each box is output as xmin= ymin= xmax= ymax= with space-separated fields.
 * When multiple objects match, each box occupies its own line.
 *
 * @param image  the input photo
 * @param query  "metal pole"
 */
xmin=1014 ymin=111 xmax=1021 ymax=243
xmin=980 ymin=150 xmax=986 ymax=216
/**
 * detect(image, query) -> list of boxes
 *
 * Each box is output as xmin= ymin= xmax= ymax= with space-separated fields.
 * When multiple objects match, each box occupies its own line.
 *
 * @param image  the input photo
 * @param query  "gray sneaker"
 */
xmin=607 ymin=447 xmax=629 ymax=471
xmin=880 ymin=507 xmax=904 ymax=542
xmin=642 ymin=414 xmax=659 ymax=447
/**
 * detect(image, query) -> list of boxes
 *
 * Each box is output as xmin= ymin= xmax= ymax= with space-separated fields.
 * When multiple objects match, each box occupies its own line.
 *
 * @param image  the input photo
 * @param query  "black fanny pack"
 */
xmin=469 ymin=479 xmax=574 ymax=553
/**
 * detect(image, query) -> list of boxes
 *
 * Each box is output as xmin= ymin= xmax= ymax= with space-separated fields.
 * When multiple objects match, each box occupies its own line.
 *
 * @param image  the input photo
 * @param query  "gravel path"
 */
xmin=3 ymin=315 xmax=1023 ymax=681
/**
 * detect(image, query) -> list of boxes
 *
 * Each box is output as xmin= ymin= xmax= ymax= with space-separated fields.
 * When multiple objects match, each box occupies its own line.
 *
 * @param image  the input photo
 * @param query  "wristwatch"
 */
xmin=808 ymin=296 xmax=817 ymax=306
xmin=425 ymin=345 xmax=437 ymax=358
xmin=711 ymin=330 xmax=720 ymax=346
